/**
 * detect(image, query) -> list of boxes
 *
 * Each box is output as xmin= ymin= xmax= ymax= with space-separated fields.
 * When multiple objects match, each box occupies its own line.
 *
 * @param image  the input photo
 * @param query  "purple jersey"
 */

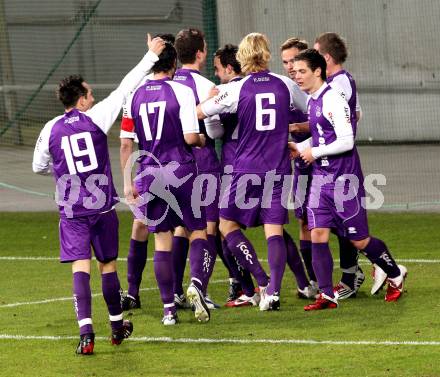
xmin=327 ymin=70 xmax=360 ymax=136
xmin=173 ymin=68 xmax=221 ymax=173
xmin=40 ymin=109 xmax=118 ymax=218
xmin=126 ymin=78 xmax=199 ymax=166
xmin=202 ymin=70 xmax=308 ymax=174
xmin=220 ymin=77 xmax=242 ymax=167
xmin=32 ymin=50 xmax=161 ymax=218
xmin=308 ymin=83 xmax=362 ymax=179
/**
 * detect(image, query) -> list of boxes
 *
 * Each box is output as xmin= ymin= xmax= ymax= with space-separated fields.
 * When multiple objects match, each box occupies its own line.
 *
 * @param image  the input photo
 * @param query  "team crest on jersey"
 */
xmin=315 ymin=106 xmax=322 ymax=117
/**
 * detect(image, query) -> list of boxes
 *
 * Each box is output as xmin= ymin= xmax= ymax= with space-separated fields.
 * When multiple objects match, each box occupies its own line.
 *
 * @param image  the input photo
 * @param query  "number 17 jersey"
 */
xmin=124 ymin=78 xmax=199 ymax=166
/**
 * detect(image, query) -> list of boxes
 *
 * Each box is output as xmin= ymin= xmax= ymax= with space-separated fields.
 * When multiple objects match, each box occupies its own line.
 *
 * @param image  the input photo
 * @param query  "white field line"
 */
xmin=1 ymin=256 xmax=440 ymax=264
xmin=0 ymin=334 xmax=439 ymax=346
xmin=0 ymin=279 xmax=227 ymax=309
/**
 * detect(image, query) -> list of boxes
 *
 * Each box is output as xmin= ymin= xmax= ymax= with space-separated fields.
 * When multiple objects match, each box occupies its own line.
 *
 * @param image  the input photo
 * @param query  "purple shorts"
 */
xmin=199 ymin=172 xmax=220 ymax=223
xmin=59 ymin=209 xmax=119 ymax=263
xmin=306 ymin=178 xmax=369 ymax=240
xmin=132 ymin=163 xmax=206 ymax=233
xmin=219 ymin=172 xmax=289 ymax=228
xmin=292 ymin=162 xmax=313 ymax=221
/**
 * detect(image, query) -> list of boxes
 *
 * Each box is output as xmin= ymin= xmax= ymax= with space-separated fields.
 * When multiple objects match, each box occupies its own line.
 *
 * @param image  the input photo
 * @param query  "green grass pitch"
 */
xmin=1 ymin=211 xmax=440 ymax=377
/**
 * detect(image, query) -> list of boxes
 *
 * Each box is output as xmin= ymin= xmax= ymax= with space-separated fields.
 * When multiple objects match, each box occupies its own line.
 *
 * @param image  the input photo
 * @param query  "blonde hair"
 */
xmin=237 ymin=33 xmax=271 ymax=74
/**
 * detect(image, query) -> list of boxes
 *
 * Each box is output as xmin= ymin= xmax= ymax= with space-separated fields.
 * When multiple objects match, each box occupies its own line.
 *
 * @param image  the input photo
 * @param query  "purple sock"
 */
xmin=189 ymin=238 xmax=211 ymax=291
xmin=127 ymin=239 xmax=148 ymax=298
xmin=312 ymin=243 xmax=334 ymax=298
xmin=266 ymin=235 xmax=287 ymax=296
xmin=216 ymin=234 xmax=233 ymax=278
xmin=73 ymin=272 xmax=93 ymax=336
xmin=172 ymin=236 xmax=189 ymax=296
xmin=205 ymin=235 xmax=218 ymax=294
xmin=362 ymin=237 xmax=400 ymax=278
xmin=102 ymin=271 xmax=123 ymax=332
xmin=284 ymin=231 xmax=309 ymax=290
xmin=154 ymin=251 xmax=176 ymax=316
xmin=222 ymin=239 xmax=255 ymax=297
xmin=225 ymin=229 xmax=269 ymax=287
xmin=300 ymin=240 xmax=316 ymax=282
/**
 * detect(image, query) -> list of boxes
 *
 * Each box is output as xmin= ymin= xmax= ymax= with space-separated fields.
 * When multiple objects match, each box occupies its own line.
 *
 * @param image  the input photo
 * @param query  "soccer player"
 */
xmin=280 ymin=37 xmax=319 ymax=299
xmin=198 ymin=33 xmax=308 ymax=311
xmin=32 ymin=35 xmax=165 ymax=353
xmin=121 ymin=39 xmax=213 ymax=324
xmin=172 ymin=28 xmax=223 ymax=309
xmin=314 ymin=32 xmax=366 ymax=299
xmin=213 ymin=44 xmax=258 ymax=307
xmin=119 ymin=34 xmax=176 ymax=311
xmin=290 ymin=49 xmax=407 ymax=310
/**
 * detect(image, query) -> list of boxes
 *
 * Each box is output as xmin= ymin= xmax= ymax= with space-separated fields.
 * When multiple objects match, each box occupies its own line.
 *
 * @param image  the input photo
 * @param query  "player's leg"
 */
xmin=153 ymin=230 xmax=178 ymax=325
xmin=187 ymin=229 xmax=212 ymax=322
xmin=259 ymin=223 xmax=286 ymax=311
xmin=123 ymin=219 xmax=148 ymax=310
xmin=92 ymin=210 xmax=132 ymax=345
xmin=59 ymin=216 xmax=95 ymax=354
xmin=298 ymin=219 xmax=317 ymax=284
xmin=304 ymin=227 xmax=338 ymax=311
xmin=334 ymin=235 xmax=365 ymax=300
xmin=352 ymin=237 xmax=407 ymax=302
xmin=283 ymin=229 xmax=315 ymax=299
xmin=172 ymin=226 xmax=190 ymax=308
xmin=72 ymin=259 xmax=94 ymax=355
xmin=219 ymin=218 xmax=269 ymax=289
xmin=203 ymin=221 xmax=220 ymax=309
xmin=222 ymin=235 xmax=257 ymax=307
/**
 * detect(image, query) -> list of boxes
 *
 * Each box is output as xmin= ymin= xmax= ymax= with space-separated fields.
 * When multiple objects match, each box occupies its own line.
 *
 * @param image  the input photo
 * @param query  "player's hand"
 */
xmin=300 ymin=148 xmax=315 ymax=164
xmin=208 ymin=86 xmax=219 ymax=99
xmin=124 ymin=183 xmax=139 ymax=205
xmin=289 ymin=123 xmax=300 ymax=133
xmin=147 ymin=33 xmax=166 ymax=56
xmin=198 ymin=134 xmax=206 ymax=148
xmin=287 ymin=142 xmax=300 ymax=160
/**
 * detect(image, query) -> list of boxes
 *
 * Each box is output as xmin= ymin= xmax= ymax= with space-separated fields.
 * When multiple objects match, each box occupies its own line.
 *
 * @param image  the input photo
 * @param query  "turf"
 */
xmin=0 ymin=211 xmax=440 ymax=377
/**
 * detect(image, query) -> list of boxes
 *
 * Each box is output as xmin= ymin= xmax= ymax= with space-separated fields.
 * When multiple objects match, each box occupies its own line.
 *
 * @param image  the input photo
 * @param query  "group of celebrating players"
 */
xmin=32 ymin=27 xmax=407 ymax=355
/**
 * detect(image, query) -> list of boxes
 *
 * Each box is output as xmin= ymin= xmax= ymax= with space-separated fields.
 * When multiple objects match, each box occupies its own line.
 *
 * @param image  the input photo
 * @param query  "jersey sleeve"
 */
xmin=329 ymin=75 xmax=353 ymax=103
xmin=269 ymin=73 xmax=308 ymax=113
xmin=168 ymin=81 xmax=200 ymax=134
xmin=86 ymin=50 xmax=159 ymax=135
xmin=200 ymin=81 xmax=241 ymax=117
xmin=311 ymin=90 xmax=354 ymax=159
xmin=32 ymin=117 xmax=60 ymax=174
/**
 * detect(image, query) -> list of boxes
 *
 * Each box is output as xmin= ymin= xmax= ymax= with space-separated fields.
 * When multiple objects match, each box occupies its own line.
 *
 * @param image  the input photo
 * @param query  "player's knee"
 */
xmin=189 ymin=229 xmax=207 ymax=242
xmin=219 ymin=219 xmax=238 ymax=237
xmin=131 ymin=220 xmax=148 ymax=241
xmin=207 ymin=221 xmax=217 ymax=236
xmin=99 ymin=260 xmax=117 ymax=274
xmin=351 ymin=237 xmax=370 ymax=251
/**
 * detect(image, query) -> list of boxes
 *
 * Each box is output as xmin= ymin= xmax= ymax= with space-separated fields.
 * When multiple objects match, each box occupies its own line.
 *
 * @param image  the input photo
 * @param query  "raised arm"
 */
xmin=86 ymin=34 xmax=165 ymax=134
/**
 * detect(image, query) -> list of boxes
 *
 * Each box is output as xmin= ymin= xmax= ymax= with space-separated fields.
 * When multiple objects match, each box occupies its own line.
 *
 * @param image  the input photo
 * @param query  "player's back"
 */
xmin=47 ymin=109 xmax=118 ymax=217
xmin=234 ymin=71 xmax=292 ymax=174
xmin=173 ymin=68 xmax=221 ymax=173
xmin=130 ymin=78 xmax=197 ymax=166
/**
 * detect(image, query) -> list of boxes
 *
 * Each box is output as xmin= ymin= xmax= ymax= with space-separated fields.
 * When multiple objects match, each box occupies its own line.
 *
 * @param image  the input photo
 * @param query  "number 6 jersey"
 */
xmin=201 ymin=70 xmax=308 ymax=174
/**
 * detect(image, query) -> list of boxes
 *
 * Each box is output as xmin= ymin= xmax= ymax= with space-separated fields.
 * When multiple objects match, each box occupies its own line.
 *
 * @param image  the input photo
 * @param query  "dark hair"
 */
xmin=315 ymin=32 xmax=347 ymax=64
xmin=280 ymin=37 xmax=308 ymax=52
xmin=154 ymin=33 xmax=175 ymax=44
xmin=57 ymin=75 xmax=87 ymax=108
xmin=175 ymin=28 xmax=205 ymax=64
xmin=151 ymin=42 xmax=177 ymax=73
xmin=294 ymin=49 xmax=327 ymax=81
xmin=214 ymin=44 xmax=241 ymax=74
